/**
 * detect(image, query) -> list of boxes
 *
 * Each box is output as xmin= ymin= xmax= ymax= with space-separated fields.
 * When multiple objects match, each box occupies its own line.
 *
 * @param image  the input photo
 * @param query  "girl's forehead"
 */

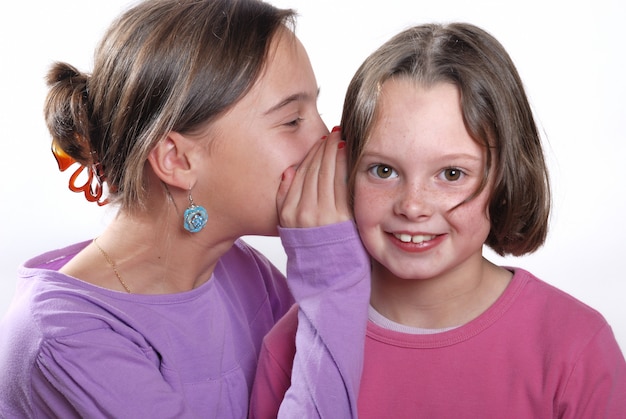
xmin=369 ymin=81 xmax=465 ymax=138
xmin=360 ymin=81 xmax=493 ymax=173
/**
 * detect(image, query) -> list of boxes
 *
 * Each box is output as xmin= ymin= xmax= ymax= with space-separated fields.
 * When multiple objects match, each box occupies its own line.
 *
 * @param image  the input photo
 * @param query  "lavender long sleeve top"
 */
xmin=0 ymin=221 xmax=370 ymax=418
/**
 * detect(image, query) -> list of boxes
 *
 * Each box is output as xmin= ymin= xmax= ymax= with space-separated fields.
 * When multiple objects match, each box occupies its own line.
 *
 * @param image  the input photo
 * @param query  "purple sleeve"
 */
xmin=34 ymin=330 xmax=191 ymax=417
xmin=277 ymin=221 xmax=370 ymax=418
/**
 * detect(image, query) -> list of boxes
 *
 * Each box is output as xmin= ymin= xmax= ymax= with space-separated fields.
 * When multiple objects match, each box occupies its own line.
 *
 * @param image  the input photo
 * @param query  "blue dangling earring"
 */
xmin=183 ymin=190 xmax=208 ymax=233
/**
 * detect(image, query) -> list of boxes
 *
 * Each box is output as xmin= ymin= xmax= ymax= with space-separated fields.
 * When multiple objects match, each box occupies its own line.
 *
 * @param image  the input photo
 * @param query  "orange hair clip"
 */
xmin=51 ymin=140 xmax=109 ymax=206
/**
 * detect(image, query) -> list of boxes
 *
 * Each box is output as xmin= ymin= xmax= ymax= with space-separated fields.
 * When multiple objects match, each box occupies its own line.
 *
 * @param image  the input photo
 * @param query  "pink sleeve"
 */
xmin=249 ymin=305 xmax=298 ymax=419
xmin=558 ymin=323 xmax=626 ymax=418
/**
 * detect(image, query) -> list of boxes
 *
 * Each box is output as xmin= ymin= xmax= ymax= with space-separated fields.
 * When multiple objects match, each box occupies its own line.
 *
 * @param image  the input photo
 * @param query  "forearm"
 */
xmin=278 ymin=221 xmax=370 ymax=418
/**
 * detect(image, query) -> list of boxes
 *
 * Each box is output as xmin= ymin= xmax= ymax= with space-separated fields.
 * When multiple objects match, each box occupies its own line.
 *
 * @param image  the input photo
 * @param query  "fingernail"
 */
xmin=338 ymin=141 xmax=345 ymax=149
xmin=321 ymin=135 xmax=328 ymax=140
xmin=332 ymin=126 xmax=341 ymax=133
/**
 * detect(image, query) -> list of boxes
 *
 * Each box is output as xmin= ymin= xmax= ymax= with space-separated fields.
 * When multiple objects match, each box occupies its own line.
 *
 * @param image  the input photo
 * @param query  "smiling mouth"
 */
xmin=393 ymin=233 xmax=437 ymax=244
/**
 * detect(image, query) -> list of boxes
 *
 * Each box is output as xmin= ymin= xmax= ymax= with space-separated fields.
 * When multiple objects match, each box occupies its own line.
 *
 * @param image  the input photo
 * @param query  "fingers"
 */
xmin=333 ymin=138 xmax=350 ymax=216
xmin=278 ymin=136 xmax=325 ymax=227
xmin=278 ymin=127 xmax=350 ymax=228
xmin=316 ymin=128 xmax=348 ymax=219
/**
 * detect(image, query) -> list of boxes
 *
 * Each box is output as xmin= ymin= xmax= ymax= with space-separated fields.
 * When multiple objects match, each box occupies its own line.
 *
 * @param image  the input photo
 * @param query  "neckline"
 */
xmin=366 ymin=267 xmax=528 ymax=348
xmin=20 ymin=240 xmax=216 ymax=303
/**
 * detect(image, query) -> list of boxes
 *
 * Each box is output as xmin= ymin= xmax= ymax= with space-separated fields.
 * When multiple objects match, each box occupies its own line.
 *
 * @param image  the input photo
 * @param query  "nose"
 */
xmin=312 ymin=112 xmax=329 ymax=143
xmin=293 ymin=111 xmax=329 ymax=168
xmin=393 ymin=180 xmax=434 ymax=220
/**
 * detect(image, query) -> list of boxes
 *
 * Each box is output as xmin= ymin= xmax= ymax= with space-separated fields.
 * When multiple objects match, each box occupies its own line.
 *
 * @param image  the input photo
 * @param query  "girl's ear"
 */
xmin=147 ymin=131 xmax=196 ymax=190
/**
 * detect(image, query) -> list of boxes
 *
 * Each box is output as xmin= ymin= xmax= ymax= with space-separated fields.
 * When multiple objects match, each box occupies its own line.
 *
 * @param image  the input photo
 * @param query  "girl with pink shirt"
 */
xmin=251 ymin=22 xmax=626 ymax=418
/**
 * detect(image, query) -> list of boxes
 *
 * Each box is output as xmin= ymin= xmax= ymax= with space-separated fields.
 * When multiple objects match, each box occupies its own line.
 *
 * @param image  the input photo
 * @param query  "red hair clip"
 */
xmin=51 ymin=140 xmax=109 ymax=206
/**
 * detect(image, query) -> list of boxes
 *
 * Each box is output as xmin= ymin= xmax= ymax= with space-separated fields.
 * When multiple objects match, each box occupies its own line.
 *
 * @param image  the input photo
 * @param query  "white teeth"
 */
xmin=397 ymin=234 xmax=412 ymax=243
xmin=394 ymin=233 xmax=435 ymax=244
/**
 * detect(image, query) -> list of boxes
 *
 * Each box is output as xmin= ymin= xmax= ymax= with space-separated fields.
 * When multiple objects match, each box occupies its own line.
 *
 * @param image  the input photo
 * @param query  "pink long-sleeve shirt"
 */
xmin=252 ymin=268 xmax=626 ymax=418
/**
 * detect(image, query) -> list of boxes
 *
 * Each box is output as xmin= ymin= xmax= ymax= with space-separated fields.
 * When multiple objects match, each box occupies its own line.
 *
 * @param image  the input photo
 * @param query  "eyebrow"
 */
xmin=263 ymin=88 xmax=320 ymax=115
xmin=361 ymin=150 xmax=483 ymax=163
xmin=440 ymin=153 xmax=483 ymax=162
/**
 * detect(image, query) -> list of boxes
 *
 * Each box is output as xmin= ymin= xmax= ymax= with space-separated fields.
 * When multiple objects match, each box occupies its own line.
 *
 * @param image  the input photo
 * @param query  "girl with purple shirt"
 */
xmin=0 ymin=0 xmax=369 ymax=417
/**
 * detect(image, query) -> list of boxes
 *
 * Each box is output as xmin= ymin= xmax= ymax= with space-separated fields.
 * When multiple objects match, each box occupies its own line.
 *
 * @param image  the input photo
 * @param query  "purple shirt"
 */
xmin=0 ymin=221 xmax=370 ymax=418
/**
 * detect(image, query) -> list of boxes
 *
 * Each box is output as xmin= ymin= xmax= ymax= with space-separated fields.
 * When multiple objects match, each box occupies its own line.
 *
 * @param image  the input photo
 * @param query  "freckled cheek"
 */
xmin=352 ymin=190 xmax=385 ymax=256
xmin=448 ymin=194 xmax=492 ymax=233
xmin=353 ymin=185 xmax=389 ymax=226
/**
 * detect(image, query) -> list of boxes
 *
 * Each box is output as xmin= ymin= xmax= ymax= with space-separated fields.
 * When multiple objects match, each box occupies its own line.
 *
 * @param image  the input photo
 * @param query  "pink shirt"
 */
xmin=252 ymin=268 xmax=626 ymax=418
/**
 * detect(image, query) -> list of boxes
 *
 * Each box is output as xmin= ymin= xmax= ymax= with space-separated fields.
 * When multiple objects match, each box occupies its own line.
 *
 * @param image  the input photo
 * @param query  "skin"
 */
xmin=191 ymin=29 xmax=332 ymax=239
xmin=353 ymin=78 xmax=511 ymax=329
xmin=61 ymin=29 xmax=349 ymax=295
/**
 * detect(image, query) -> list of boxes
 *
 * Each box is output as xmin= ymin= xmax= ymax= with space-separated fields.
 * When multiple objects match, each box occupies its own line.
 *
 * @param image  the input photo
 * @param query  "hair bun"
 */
xmin=44 ymin=62 xmax=93 ymax=165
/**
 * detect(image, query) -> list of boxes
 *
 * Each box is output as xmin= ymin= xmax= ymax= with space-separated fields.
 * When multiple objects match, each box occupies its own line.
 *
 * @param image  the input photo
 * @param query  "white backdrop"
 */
xmin=1 ymin=0 xmax=624 ymax=351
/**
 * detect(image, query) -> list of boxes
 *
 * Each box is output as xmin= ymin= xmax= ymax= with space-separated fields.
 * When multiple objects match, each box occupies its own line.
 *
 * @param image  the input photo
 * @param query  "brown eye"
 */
xmin=371 ymin=165 xmax=397 ymax=179
xmin=444 ymin=168 xmax=462 ymax=181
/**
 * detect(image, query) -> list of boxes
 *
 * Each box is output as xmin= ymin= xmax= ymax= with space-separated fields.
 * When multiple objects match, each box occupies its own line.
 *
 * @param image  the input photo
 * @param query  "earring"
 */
xmin=183 ymin=190 xmax=208 ymax=233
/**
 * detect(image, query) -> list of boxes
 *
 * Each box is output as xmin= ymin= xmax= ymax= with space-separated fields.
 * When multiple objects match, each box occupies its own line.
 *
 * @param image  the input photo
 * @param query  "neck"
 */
xmin=370 ymin=256 xmax=511 ymax=329
xmin=95 ymin=208 xmax=235 ymax=294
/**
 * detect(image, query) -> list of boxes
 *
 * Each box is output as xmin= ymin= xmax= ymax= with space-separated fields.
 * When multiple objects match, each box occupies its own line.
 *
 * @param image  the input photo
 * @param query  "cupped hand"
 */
xmin=277 ymin=128 xmax=351 ymax=228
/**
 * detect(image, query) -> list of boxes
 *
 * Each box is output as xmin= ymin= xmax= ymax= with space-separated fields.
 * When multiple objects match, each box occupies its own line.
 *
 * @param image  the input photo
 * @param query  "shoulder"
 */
xmin=512 ymin=268 xmax=608 ymax=326
xmin=4 ymin=241 xmax=97 ymax=341
xmin=508 ymin=268 xmax=618 ymax=354
xmin=21 ymin=240 xmax=90 ymax=272
xmin=5 ymin=271 xmax=127 ymax=343
xmin=8 ymin=241 xmax=159 ymax=343
xmin=514 ymin=267 xmax=626 ymax=416
xmin=0 ymin=254 xmax=108 ymax=409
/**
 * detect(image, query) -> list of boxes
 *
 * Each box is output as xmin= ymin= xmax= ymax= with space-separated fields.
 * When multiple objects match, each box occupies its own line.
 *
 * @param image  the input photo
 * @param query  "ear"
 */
xmin=147 ymin=131 xmax=197 ymax=190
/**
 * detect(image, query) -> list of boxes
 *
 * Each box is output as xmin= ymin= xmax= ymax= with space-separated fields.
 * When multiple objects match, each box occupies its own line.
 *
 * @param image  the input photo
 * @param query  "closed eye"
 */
xmin=284 ymin=117 xmax=304 ymax=127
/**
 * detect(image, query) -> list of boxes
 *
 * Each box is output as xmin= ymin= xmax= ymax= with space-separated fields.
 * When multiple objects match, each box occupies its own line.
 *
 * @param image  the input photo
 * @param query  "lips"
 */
xmin=393 ymin=233 xmax=436 ymax=244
